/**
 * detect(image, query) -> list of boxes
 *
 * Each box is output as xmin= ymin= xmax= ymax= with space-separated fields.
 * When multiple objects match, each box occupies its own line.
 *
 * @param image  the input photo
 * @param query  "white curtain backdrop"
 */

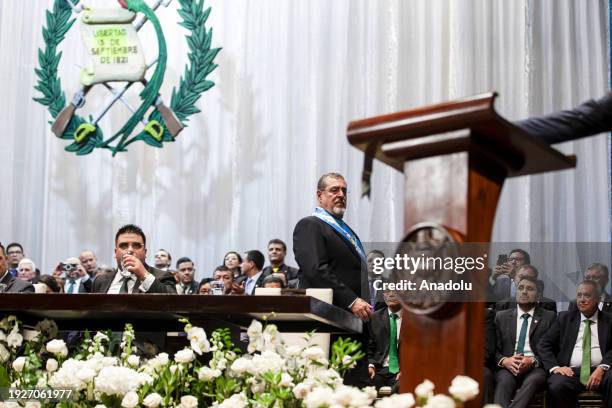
xmin=0 ymin=0 xmax=609 ymax=278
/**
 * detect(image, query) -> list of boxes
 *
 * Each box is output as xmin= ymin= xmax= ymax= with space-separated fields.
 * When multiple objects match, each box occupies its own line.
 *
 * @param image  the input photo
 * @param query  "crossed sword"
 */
xmin=52 ymin=0 xmax=183 ymax=143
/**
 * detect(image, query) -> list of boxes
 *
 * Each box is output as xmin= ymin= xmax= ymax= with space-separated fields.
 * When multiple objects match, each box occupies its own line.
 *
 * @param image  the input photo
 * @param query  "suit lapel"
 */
xmin=507 ymin=308 xmax=517 ymax=350
xmin=568 ymin=312 xmax=581 ymax=355
xmin=382 ymin=311 xmax=391 ymax=355
xmin=529 ymin=308 xmax=542 ymax=339
xmin=102 ymin=270 xmax=117 ymax=293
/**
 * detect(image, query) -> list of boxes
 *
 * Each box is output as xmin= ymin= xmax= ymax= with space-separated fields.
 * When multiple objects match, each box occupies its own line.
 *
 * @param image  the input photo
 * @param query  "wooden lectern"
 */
xmin=347 ymin=93 xmax=576 ymax=405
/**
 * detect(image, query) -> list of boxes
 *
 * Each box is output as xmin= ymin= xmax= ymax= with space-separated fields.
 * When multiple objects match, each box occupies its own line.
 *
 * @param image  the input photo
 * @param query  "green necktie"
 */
xmin=580 ymin=319 xmax=593 ymax=385
xmin=67 ymin=279 xmax=75 ymax=294
xmin=516 ymin=314 xmax=530 ymax=354
xmin=389 ymin=313 xmax=400 ymax=374
xmin=119 ymin=276 xmax=131 ymax=294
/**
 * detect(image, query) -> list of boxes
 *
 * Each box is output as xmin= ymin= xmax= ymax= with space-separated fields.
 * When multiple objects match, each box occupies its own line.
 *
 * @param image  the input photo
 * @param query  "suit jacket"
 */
xmin=515 ymin=92 xmax=612 ymax=145
xmin=0 ymin=272 xmax=34 ymax=293
xmin=367 ymin=307 xmax=401 ymax=369
xmin=176 ymin=280 xmax=199 ymax=295
xmin=236 ymin=272 xmax=267 ymax=295
xmin=92 ymin=264 xmax=177 ymax=294
xmin=538 ymin=309 xmax=612 ymax=372
xmin=485 ymin=308 xmax=497 ymax=370
xmin=261 ymin=264 xmax=299 ymax=288
xmin=65 ymin=276 xmax=93 ymax=293
xmin=494 ymin=306 xmax=556 ymax=368
xmin=293 ymin=215 xmax=368 ymax=309
xmin=494 ymin=297 xmax=557 ymax=314
xmin=568 ymin=292 xmax=612 ymax=314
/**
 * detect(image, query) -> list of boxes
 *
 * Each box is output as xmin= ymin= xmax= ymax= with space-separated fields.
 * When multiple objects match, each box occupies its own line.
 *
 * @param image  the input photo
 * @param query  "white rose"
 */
xmin=216 ymin=393 xmax=248 ymax=408
xmin=423 ymin=394 xmax=455 ymax=408
xmin=0 ymin=344 xmax=10 ymax=363
xmin=304 ymin=386 xmax=334 ymax=408
xmin=142 ymin=393 xmax=163 ymax=407
xmin=448 ymin=375 xmax=479 ymax=402
xmin=94 ymin=332 xmax=109 ymax=342
xmin=121 ymin=391 xmax=139 ymax=408
xmin=375 ymin=393 xmax=416 ymax=408
xmin=76 ymin=367 xmax=97 ymax=382
xmin=178 ymin=395 xmax=198 ymax=408
xmin=230 ymin=357 xmax=252 ymax=375
xmin=415 ymin=379 xmax=435 ymax=399
xmin=302 ymin=346 xmax=325 ymax=361
xmin=12 ymin=357 xmax=26 ymax=372
xmin=46 ymin=339 xmax=68 ymax=357
xmin=293 ymin=382 xmax=312 ymax=399
xmin=198 ymin=366 xmax=222 ymax=381
xmin=46 ymin=358 xmax=58 ymax=373
xmin=127 ymin=355 xmax=140 ymax=367
xmin=174 ymin=348 xmax=195 ymax=364
xmin=101 ymin=356 xmax=118 ymax=367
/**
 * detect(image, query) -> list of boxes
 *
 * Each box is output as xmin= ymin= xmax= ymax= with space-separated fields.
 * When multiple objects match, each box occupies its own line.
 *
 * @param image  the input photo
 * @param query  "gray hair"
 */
xmin=317 ymin=172 xmax=345 ymax=191
xmin=18 ymin=258 xmax=35 ymax=272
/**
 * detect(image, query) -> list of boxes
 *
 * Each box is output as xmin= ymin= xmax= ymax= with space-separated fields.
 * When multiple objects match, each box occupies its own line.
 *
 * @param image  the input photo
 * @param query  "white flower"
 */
xmin=101 ymin=356 xmax=118 ymax=367
xmin=121 ymin=391 xmax=139 ymax=408
xmin=280 ymin=372 xmax=294 ymax=387
xmin=12 ymin=357 xmax=26 ymax=372
xmin=46 ymin=358 xmax=58 ymax=373
xmin=142 ymin=393 xmax=163 ymax=408
xmin=215 ymin=393 xmax=248 ymax=408
xmin=330 ymin=385 xmax=375 ymax=407
xmin=186 ymin=326 xmax=210 ymax=355
xmin=448 ymin=375 xmax=479 ymax=402
xmin=24 ymin=402 xmax=41 ymax=408
xmin=302 ymin=346 xmax=325 ymax=361
xmin=483 ymin=405 xmax=503 ymax=408
xmin=36 ymin=377 xmax=47 ymax=388
xmin=127 ymin=355 xmax=140 ymax=367
xmin=94 ymin=366 xmax=153 ymax=396
xmin=293 ymin=382 xmax=312 ymax=399
xmin=285 ymin=345 xmax=302 ymax=357
xmin=94 ymin=332 xmax=109 ymax=342
xmin=94 ymin=405 xmax=107 ymax=408
xmin=423 ymin=394 xmax=456 ymax=408
xmin=46 ymin=339 xmax=68 ymax=357
xmin=247 ymin=320 xmax=264 ymax=353
xmin=143 ymin=393 xmax=163 ymax=407
xmin=6 ymin=326 xmax=22 ymax=349
xmin=247 ymin=320 xmax=263 ymax=338
xmin=249 ymin=351 xmax=285 ymax=375
xmin=198 ymin=366 xmax=222 ymax=381
xmin=230 ymin=357 xmax=252 ymax=375
xmin=0 ymin=330 xmax=6 ymax=341
xmin=304 ymin=386 xmax=334 ymax=408
xmin=0 ymin=344 xmax=10 ymax=363
xmin=76 ymin=366 xmax=97 ymax=383
xmin=178 ymin=395 xmax=198 ymax=408
xmin=415 ymin=379 xmax=435 ymax=399
xmin=49 ymin=359 xmax=89 ymax=390
xmin=174 ymin=348 xmax=195 ymax=364
xmin=375 ymin=393 xmax=416 ymax=408
xmin=262 ymin=324 xmax=281 ymax=351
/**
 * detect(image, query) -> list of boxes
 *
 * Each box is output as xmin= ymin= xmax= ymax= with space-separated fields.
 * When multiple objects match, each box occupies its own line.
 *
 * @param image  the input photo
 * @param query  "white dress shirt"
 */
xmin=569 ymin=310 xmax=603 ymax=368
xmin=514 ymin=306 xmax=535 ymax=357
xmin=64 ymin=274 xmax=89 ymax=294
xmin=245 ymin=271 xmax=263 ymax=295
xmin=107 ymin=269 xmax=155 ymax=294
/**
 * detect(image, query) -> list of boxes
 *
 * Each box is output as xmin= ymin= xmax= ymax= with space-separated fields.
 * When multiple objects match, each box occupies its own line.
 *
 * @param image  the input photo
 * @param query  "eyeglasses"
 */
xmin=118 ymin=242 xmax=144 ymax=250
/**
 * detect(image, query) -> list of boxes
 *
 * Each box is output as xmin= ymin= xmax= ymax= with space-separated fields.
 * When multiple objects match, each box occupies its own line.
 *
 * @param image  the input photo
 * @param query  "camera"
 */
xmin=60 ymin=263 xmax=78 ymax=272
xmin=496 ymin=254 xmax=508 ymax=266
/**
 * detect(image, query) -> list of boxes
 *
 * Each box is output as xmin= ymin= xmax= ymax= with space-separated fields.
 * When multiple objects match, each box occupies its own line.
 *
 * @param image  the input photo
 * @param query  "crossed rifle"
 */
xmin=52 ymin=0 xmax=183 ymax=143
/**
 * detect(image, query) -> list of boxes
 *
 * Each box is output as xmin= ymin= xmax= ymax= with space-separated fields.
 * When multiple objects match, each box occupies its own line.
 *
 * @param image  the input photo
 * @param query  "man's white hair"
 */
xmin=18 ymin=258 xmax=35 ymax=271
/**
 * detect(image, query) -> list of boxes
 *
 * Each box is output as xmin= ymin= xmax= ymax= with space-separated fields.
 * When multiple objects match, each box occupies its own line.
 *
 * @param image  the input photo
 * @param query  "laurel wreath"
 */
xmin=33 ymin=0 xmax=220 ymax=155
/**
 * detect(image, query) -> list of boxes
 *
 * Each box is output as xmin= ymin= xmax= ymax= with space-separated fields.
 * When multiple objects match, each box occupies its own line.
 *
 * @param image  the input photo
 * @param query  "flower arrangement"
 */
xmin=0 ymin=315 xmax=481 ymax=407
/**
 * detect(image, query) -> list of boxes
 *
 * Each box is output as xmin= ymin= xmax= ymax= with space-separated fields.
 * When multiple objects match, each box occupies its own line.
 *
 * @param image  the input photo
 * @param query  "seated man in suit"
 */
xmin=235 ymin=250 xmax=267 ymax=295
xmin=175 ymin=257 xmax=199 ymax=295
xmin=494 ymin=276 xmax=556 ymax=408
xmin=568 ymin=263 xmax=612 ymax=313
xmin=494 ymin=264 xmax=556 ymax=313
xmin=0 ymin=243 xmax=34 ymax=293
xmin=367 ymin=291 xmax=402 ymax=391
xmin=92 ymin=224 xmax=176 ymax=294
xmin=262 ymin=239 xmax=299 ymax=288
xmin=539 ymin=280 xmax=612 ymax=408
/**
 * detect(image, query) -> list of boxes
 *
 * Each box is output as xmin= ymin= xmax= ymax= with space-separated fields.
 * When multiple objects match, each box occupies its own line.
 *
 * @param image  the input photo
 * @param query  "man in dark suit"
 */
xmin=293 ymin=172 xmax=370 ymax=386
xmin=493 ymin=264 xmax=557 ymax=313
xmin=261 ymin=239 xmax=299 ymax=288
xmin=235 ymin=250 xmax=267 ymax=295
xmin=92 ymin=224 xmax=176 ymax=294
xmin=367 ymin=291 xmax=402 ymax=391
xmin=494 ymin=276 xmax=556 ymax=408
xmin=55 ymin=257 xmax=92 ymax=293
xmin=0 ymin=243 xmax=34 ymax=293
xmin=568 ymin=263 xmax=612 ymax=314
xmin=175 ymin=257 xmax=199 ymax=295
xmin=539 ymin=280 xmax=612 ymax=408
xmin=516 ymin=92 xmax=612 ymax=145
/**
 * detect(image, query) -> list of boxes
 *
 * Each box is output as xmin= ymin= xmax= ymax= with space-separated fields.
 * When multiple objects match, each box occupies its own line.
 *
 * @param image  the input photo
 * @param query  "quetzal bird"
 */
xmin=114 ymin=0 xmax=167 ymax=153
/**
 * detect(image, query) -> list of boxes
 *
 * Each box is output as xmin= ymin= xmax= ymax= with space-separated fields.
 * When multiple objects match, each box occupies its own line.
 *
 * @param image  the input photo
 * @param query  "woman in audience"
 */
xmin=38 ymin=274 xmax=63 ymax=293
xmin=223 ymin=251 xmax=243 ymax=279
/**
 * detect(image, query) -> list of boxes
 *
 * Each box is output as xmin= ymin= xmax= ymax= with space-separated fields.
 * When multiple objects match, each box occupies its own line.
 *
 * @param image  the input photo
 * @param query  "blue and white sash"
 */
xmin=313 ymin=207 xmax=366 ymax=261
